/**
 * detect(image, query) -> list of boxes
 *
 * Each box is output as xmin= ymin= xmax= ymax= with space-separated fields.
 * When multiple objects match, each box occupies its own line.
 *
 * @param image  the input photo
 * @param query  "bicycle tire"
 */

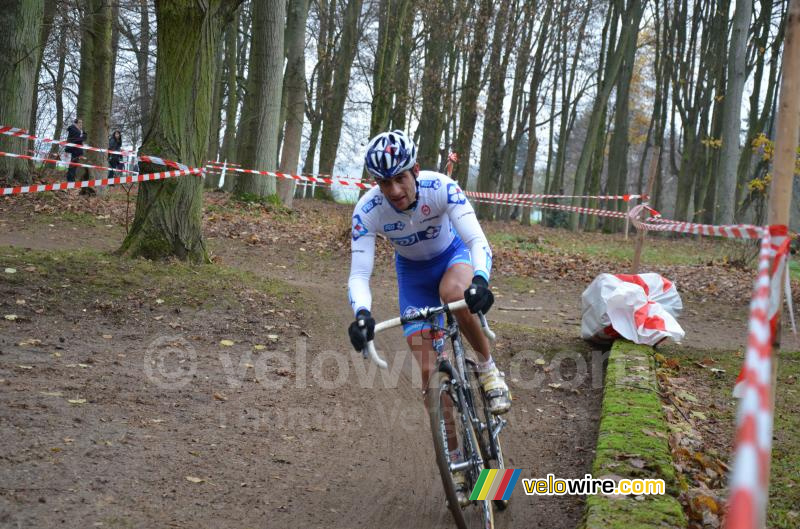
xmin=426 ymin=371 xmax=494 ymax=529
xmin=466 ymin=361 xmax=509 ymax=511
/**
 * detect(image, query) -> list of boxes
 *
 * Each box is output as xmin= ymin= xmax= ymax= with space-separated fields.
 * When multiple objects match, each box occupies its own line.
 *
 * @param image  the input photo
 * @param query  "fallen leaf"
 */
xmin=4 ymin=314 xmax=18 ymax=321
xmin=534 ymin=358 xmax=546 ymax=366
xmin=16 ymin=299 xmax=26 ymax=305
xmin=185 ymin=476 xmax=205 ymax=483
xmin=17 ymin=365 xmax=33 ymax=370
xmin=67 ymin=398 xmax=87 ymax=405
xmin=253 ymin=344 xmax=266 ymax=351
xmin=102 ymin=334 xmax=112 ymax=340
xmin=155 ymin=299 xmax=165 ymax=305
xmin=4 ymin=267 xmax=17 ymax=274
xmin=213 ymin=392 xmax=228 ymax=401
xmin=18 ymin=338 xmax=41 ymax=346
xmin=629 ymin=458 xmax=647 ymax=469
xmin=220 ymin=339 xmax=235 ymax=347
xmin=267 ymin=334 xmax=279 ymax=342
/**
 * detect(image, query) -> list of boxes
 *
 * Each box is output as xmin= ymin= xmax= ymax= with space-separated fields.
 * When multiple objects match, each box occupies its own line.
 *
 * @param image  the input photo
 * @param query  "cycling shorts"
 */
xmin=396 ymin=236 xmax=472 ymax=336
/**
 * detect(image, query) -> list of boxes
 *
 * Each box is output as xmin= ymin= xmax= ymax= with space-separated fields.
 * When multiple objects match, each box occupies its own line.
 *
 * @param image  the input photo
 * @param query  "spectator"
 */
xmin=107 ymin=130 xmax=123 ymax=180
xmin=64 ymin=118 xmax=87 ymax=183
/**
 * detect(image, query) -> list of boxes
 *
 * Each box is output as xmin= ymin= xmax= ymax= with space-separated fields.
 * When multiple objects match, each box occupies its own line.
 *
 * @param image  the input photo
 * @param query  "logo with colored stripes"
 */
xmin=470 ymin=469 xmax=521 ymax=502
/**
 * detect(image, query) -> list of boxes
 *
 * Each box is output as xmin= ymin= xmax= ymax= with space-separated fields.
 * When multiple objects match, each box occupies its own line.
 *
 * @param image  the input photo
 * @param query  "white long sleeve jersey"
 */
xmin=348 ymin=171 xmax=493 ymax=315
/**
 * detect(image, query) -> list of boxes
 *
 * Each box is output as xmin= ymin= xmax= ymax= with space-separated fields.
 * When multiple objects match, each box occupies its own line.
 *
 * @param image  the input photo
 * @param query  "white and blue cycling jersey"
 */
xmin=348 ymin=171 xmax=493 ymax=335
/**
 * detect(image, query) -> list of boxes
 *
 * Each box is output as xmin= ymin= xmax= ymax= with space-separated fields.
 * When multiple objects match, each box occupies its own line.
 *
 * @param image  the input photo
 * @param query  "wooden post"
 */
xmin=624 ymin=198 xmax=632 ymax=240
xmin=763 ymin=2 xmax=800 ymax=528
xmin=631 ymin=146 xmax=661 ymax=273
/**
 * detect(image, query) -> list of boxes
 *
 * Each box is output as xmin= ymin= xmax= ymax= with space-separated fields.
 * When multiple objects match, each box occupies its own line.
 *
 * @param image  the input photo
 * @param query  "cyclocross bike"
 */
xmin=363 ymin=298 xmax=509 ymax=529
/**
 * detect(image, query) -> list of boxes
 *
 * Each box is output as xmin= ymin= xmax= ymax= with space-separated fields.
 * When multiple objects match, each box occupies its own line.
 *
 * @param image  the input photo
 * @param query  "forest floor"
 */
xmin=0 ymin=190 xmax=797 ymax=528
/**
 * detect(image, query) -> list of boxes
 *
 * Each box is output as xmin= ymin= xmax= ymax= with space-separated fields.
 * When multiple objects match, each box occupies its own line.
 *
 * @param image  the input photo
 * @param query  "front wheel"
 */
xmin=426 ymin=371 xmax=494 ymax=529
xmin=466 ymin=360 xmax=509 ymax=511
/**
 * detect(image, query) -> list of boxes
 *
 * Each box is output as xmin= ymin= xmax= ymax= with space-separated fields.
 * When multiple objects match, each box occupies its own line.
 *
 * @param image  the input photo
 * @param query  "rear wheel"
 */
xmin=427 ymin=371 xmax=494 ymax=529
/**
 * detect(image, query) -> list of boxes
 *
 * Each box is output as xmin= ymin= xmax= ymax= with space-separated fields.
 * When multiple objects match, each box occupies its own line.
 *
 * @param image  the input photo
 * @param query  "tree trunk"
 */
xmin=138 ymin=0 xmax=152 ymax=136
xmin=416 ymin=0 xmax=453 ymax=168
xmin=29 ymin=0 xmax=57 ymax=139
xmin=546 ymin=0 xmax=592 ymax=226
xmin=119 ymin=0 xmax=241 ymax=262
xmin=715 ymin=0 xmax=753 ymax=224
xmin=452 ymin=0 xmax=493 ymax=188
xmin=76 ymin=1 xmax=94 ymax=125
xmin=317 ymin=0 xmax=363 ymax=178
xmin=109 ymin=0 xmax=120 ymax=119
xmin=234 ymin=0 xmax=286 ymax=197
xmin=0 ymin=0 xmax=44 ymax=184
xmin=605 ymin=7 xmax=639 ymax=231
xmin=277 ymin=0 xmax=311 ymax=206
xmin=389 ymin=13 xmax=415 ymax=131
xmin=302 ymin=0 xmax=335 ymax=179
xmin=49 ymin=19 xmax=68 ymax=159
xmin=476 ymin=0 xmax=512 ymax=219
xmin=219 ymin=6 xmax=240 ymax=165
xmin=85 ymin=0 xmax=113 ymax=180
xmin=569 ymin=0 xmax=643 ymax=230
xmin=370 ymin=0 xmax=414 ymax=137
xmin=206 ymin=35 xmax=225 ymax=167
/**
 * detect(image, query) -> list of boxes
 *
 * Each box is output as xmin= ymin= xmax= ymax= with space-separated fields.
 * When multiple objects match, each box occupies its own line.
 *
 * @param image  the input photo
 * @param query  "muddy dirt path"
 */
xmin=4 ymin=197 xmax=783 ymax=529
xmin=1 ymin=210 xmax=604 ymax=529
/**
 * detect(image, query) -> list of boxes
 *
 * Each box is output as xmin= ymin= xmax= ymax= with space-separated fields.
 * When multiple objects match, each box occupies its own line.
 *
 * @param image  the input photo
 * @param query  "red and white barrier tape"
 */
xmin=0 ymin=125 xmax=193 ymax=172
xmin=214 ymin=164 xmax=374 ymax=190
xmin=465 ymin=192 xmax=631 ymax=219
xmin=725 ymin=225 xmax=789 ymax=529
xmin=1 ymin=167 xmax=202 ymax=196
xmin=467 ymin=190 xmax=646 ymax=202
xmin=628 ymin=203 xmax=766 ymax=239
xmin=0 ymin=150 xmax=137 ymax=175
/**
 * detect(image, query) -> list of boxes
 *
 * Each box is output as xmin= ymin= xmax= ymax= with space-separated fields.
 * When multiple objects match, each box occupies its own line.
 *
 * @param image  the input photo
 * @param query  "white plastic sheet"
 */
xmin=581 ymin=273 xmax=684 ymax=346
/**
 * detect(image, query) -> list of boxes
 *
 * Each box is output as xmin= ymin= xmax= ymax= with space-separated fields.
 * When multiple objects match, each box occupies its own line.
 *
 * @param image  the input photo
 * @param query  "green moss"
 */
xmin=584 ymin=493 xmax=686 ymax=529
xmin=582 ymin=340 xmax=687 ymax=529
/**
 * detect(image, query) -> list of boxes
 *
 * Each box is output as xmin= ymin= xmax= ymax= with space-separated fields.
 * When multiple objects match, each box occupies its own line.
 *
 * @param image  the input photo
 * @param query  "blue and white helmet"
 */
xmin=364 ymin=130 xmax=417 ymax=179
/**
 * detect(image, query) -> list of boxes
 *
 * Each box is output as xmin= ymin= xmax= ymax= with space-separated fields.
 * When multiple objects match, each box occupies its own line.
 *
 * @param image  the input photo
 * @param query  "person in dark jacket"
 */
xmin=64 ymin=118 xmax=87 ymax=183
xmin=107 ymin=130 xmax=123 ymax=180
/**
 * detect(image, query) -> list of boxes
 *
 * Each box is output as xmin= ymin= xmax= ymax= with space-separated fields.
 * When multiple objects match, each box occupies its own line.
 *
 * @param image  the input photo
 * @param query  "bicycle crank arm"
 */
xmin=491 ymin=417 xmax=507 ymax=440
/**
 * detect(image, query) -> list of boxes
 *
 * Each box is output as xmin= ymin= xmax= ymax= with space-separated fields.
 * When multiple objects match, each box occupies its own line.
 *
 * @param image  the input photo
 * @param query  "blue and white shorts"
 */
xmin=396 ymin=236 xmax=472 ymax=336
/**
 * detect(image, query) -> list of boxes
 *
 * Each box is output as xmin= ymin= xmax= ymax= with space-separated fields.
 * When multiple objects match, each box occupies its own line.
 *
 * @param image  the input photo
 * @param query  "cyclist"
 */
xmin=346 ymin=130 xmax=511 ymax=504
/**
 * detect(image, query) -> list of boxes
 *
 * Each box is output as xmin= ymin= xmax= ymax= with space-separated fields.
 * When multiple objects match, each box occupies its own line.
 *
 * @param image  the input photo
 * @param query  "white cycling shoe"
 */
xmin=479 ymin=366 xmax=511 ymax=415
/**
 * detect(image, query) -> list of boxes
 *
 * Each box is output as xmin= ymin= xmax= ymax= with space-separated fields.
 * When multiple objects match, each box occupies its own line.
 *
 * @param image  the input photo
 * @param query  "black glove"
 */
xmin=348 ymin=309 xmax=375 ymax=351
xmin=464 ymin=275 xmax=494 ymax=314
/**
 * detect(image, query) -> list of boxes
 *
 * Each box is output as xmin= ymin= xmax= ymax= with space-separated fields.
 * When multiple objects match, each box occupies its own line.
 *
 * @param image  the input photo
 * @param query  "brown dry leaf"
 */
xmin=213 ymin=392 xmax=228 ymax=402
xmin=691 ymin=493 xmax=719 ymax=514
xmin=665 ymin=358 xmax=680 ymax=370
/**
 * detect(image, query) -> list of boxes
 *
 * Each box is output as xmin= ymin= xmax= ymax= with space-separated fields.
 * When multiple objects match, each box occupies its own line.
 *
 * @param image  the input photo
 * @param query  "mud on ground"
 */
xmin=0 ymin=192 xmax=786 ymax=528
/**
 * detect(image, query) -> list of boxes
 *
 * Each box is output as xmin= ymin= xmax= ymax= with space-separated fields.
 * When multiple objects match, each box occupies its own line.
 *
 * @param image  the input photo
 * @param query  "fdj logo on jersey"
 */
xmin=447 ymin=183 xmax=466 ymax=205
xmin=352 ymin=215 xmax=368 ymax=240
xmin=419 ymin=178 xmax=442 ymax=190
xmin=384 ymin=221 xmax=405 ymax=232
xmin=361 ymin=195 xmax=383 ymax=214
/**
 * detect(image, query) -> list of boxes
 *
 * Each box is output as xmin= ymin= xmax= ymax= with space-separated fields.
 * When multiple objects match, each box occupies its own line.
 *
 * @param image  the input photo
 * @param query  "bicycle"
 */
xmin=363 ymin=299 xmax=509 ymax=529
